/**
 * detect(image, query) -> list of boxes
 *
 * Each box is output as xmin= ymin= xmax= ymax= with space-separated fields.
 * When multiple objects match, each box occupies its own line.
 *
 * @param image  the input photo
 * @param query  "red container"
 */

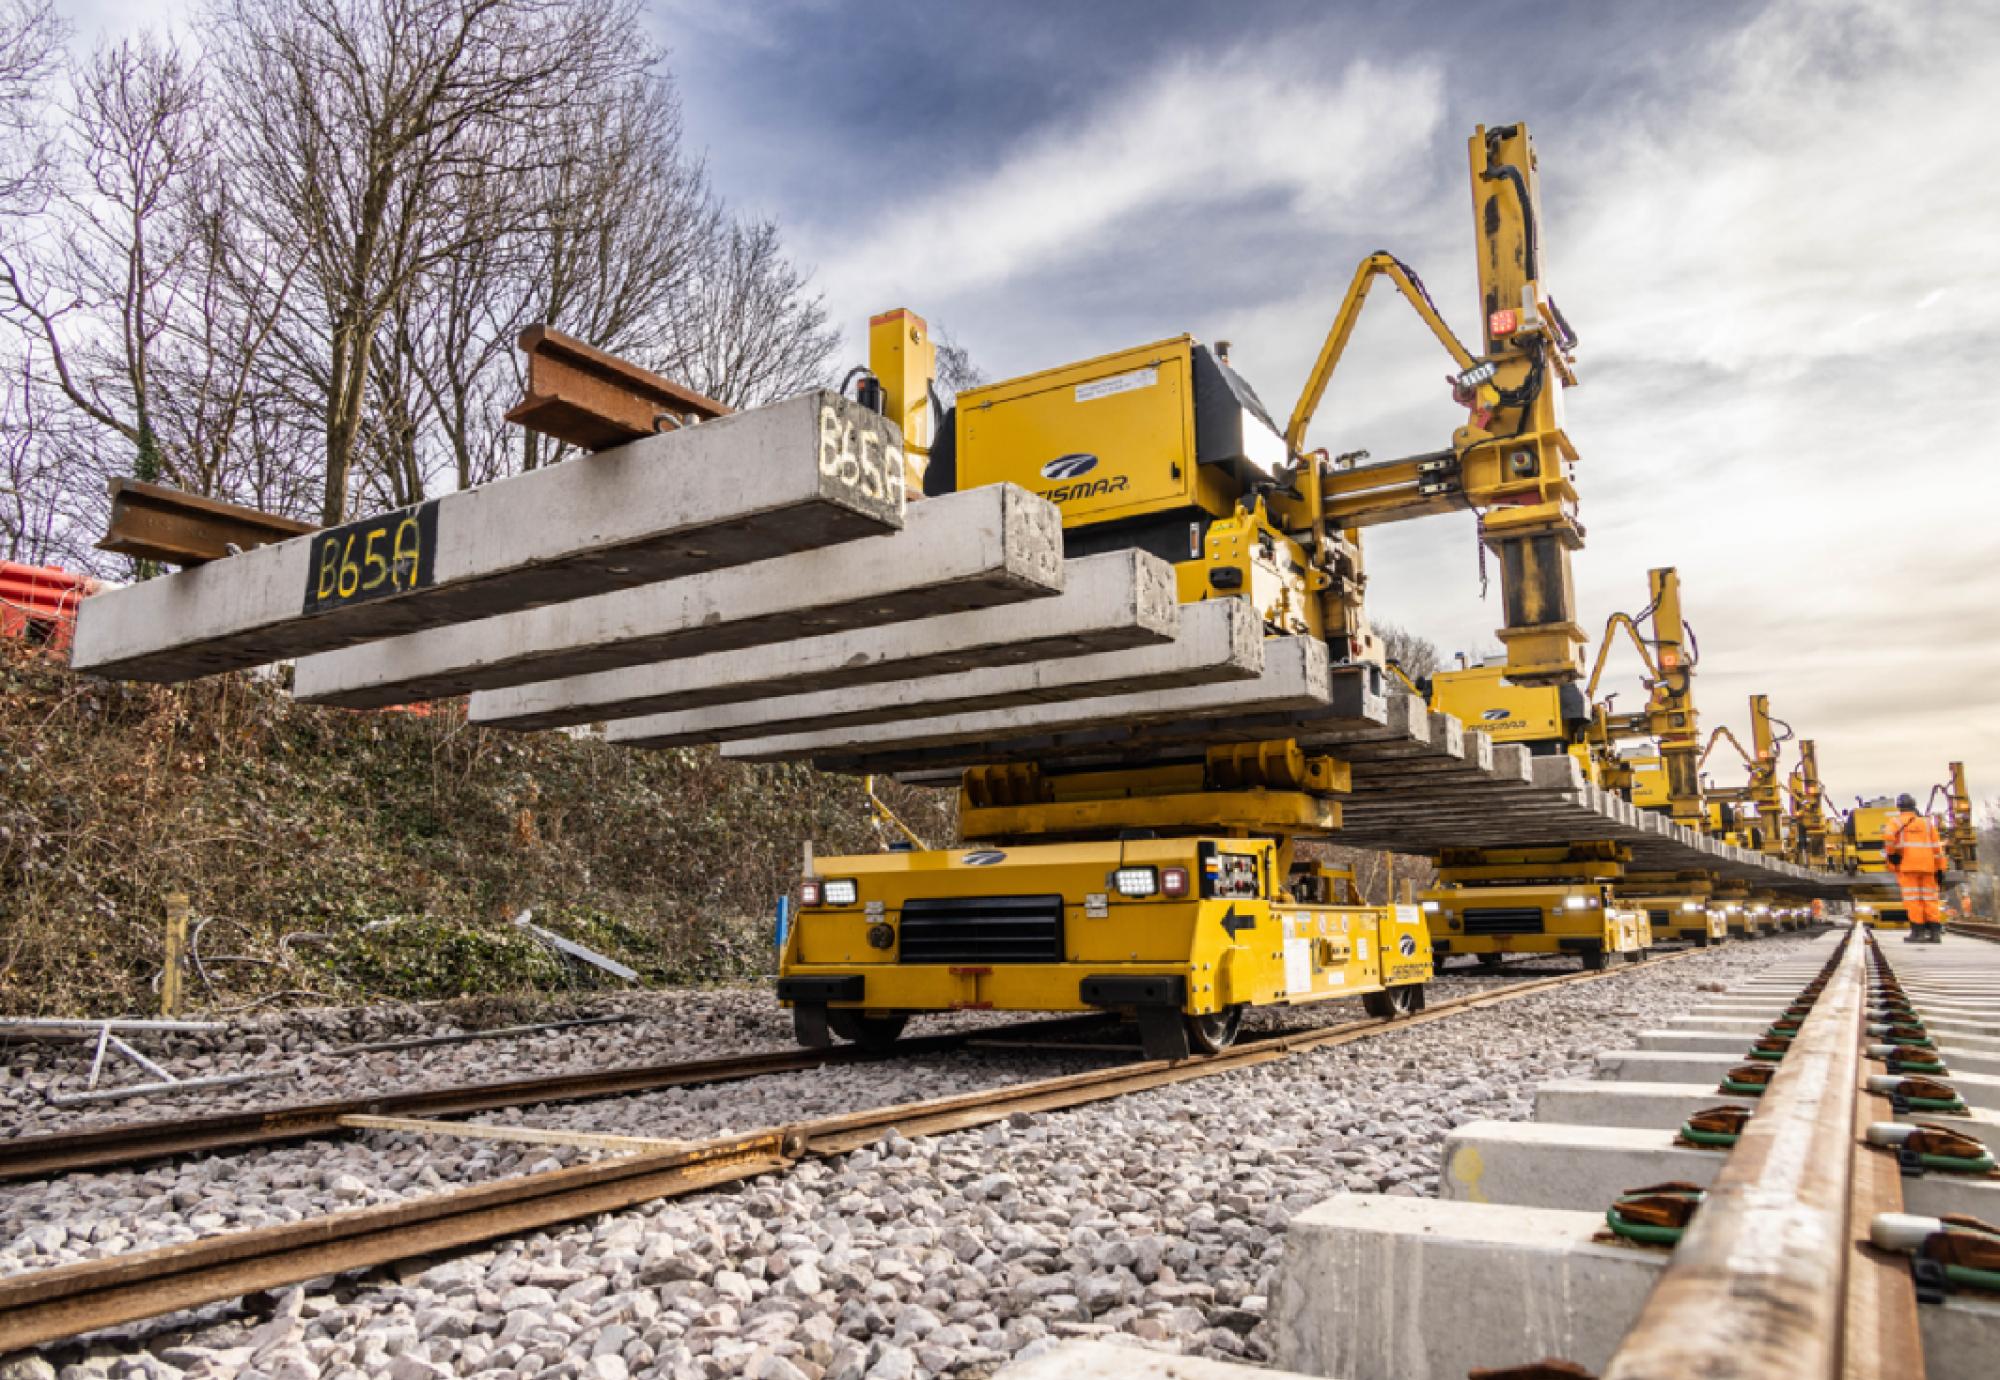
xmin=0 ymin=560 xmax=100 ymax=657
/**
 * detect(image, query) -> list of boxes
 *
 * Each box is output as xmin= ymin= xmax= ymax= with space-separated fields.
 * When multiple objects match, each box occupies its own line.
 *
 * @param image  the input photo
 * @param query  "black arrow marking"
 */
xmin=1221 ymin=905 xmax=1258 ymax=937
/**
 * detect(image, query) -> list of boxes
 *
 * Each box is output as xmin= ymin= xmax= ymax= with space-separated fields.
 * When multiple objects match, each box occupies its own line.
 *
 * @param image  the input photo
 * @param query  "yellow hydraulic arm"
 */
xmin=1787 ymin=740 xmax=1832 ymax=868
xmin=1944 ymin=761 xmax=1979 ymax=870
xmin=1699 ymin=696 xmax=1793 ymax=857
xmin=1293 ymin=124 xmax=1585 ymax=687
xmin=1583 ymin=567 xmax=1703 ymax=827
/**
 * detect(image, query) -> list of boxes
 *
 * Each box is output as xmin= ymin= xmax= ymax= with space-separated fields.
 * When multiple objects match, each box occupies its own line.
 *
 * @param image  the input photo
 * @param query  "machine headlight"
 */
xmin=1421 ymin=901 xmax=1441 ymax=914
xmin=1682 ymin=902 xmax=1701 ymax=912
xmin=823 ymin=878 xmax=859 ymax=906
xmin=1113 ymin=867 xmax=1158 ymax=898
xmin=1161 ymin=867 xmax=1190 ymax=899
xmin=1753 ymin=905 xmax=1769 ymax=915
xmin=799 ymin=879 xmax=822 ymax=907
xmin=1565 ymin=896 xmax=1589 ymax=911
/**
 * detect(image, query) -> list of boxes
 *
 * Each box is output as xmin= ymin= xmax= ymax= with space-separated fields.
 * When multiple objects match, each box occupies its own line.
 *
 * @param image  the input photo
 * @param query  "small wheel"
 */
xmin=1364 ymin=984 xmax=1423 ymax=1019
xmin=793 ymin=1003 xmax=832 ymax=1049
xmin=1580 ymin=948 xmax=1608 ymax=972
xmin=1477 ymin=952 xmax=1506 ymax=972
xmin=1185 ymin=1005 xmax=1246 ymax=1054
xmin=828 ymin=1010 xmax=908 ymax=1051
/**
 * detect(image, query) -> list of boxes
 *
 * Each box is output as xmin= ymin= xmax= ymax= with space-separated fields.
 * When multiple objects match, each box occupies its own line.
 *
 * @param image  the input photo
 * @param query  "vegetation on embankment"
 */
xmin=0 ymin=638 xmax=952 ymax=1017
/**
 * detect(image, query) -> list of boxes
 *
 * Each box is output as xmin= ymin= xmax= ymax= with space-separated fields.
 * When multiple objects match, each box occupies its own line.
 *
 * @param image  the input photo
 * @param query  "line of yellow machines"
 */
xmin=777 ymin=121 xmax=1983 ymax=1059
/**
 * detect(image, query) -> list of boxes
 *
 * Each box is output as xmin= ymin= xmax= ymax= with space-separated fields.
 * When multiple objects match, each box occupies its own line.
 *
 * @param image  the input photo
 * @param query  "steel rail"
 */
xmin=1602 ymin=930 xmax=1870 ymax=1380
xmin=1842 ymin=1005 xmax=1926 ymax=1380
xmin=0 ymin=1013 xmax=1114 ymax=1182
xmin=1944 ymin=921 xmax=2000 ymax=944
xmin=0 ymin=950 xmax=1709 ymax=1351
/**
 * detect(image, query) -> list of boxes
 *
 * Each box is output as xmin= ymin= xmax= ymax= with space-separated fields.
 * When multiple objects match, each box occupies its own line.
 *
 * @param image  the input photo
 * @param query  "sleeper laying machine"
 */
xmin=779 ymin=123 xmax=1588 ymax=1058
xmin=1418 ymin=566 xmax=1723 ymax=968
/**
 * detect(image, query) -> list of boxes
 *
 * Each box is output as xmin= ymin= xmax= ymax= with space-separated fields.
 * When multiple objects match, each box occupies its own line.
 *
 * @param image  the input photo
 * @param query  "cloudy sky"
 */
xmin=68 ymin=0 xmax=2000 ymax=811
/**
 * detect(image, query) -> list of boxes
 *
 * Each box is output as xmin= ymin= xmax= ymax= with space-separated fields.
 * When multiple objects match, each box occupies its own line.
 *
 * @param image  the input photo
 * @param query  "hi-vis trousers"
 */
xmin=1896 ymin=870 xmax=1943 ymax=925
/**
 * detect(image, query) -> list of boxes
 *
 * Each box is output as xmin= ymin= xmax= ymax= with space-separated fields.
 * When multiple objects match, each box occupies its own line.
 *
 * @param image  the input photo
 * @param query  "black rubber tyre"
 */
xmin=1185 ymin=1005 xmax=1246 ymax=1054
xmin=1476 ymin=952 xmax=1506 ymax=972
xmin=828 ymin=1010 xmax=908 ymax=1051
xmin=793 ymin=1004 xmax=832 ymax=1049
xmin=1580 ymin=948 xmax=1608 ymax=972
xmin=1363 ymin=984 xmax=1423 ymax=1019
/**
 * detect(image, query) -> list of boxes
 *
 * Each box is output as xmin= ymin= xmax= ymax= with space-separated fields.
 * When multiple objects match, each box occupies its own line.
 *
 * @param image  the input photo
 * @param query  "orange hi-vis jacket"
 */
xmin=1882 ymin=811 xmax=1946 ymax=874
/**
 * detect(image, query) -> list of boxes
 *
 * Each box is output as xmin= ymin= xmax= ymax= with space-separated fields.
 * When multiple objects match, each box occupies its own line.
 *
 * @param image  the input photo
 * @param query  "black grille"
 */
xmin=899 ymin=895 xmax=1065 ymax=964
xmin=1648 ymin=909 xmax=1671 ymax=926
xmin=1462 ymin=907 xmax=1546 ymax=936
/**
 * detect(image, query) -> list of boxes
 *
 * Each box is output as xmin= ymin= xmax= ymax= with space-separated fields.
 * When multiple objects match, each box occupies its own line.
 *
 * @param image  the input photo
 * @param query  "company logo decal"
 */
xmin=1039 ymin=453 xmax=1098 ymax=480
xmin=1398 ymin=933 xmax=1419 ymax=958
xmin=962 ymin=850 xmax=1007 ymax=866
xmin=1481 ymin=708 xmax=1511 ymax=721
xmin=1039 ymin=474 xmax=1130 ymax=504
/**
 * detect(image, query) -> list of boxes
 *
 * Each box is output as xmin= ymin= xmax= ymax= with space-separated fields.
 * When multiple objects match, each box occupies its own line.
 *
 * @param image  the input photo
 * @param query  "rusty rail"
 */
xmin=504 ymin=325 xmax=730 ymax=451
xmin=0 ymin=1013 xmax=1114 ymax=1182
xmin=97 ymin=478 xmax=315 ymax=567
xmin=0 ymin=951 xmax=1709 ymax=1350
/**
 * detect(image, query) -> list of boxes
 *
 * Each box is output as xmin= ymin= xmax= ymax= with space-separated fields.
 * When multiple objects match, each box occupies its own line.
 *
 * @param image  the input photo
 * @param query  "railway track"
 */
xmin=1273 ymin=925 xmax=2000 ymax=1379
xmin=0 ymin=949 xmax=1717 ymax=1352
xmin=0 ymin=1011 xmax=1119 ymax=1182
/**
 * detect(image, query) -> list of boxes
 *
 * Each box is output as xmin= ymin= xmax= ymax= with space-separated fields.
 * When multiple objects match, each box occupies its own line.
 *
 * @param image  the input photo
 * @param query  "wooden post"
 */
xmin=161 ymin=893 xmax=189 ymax=1017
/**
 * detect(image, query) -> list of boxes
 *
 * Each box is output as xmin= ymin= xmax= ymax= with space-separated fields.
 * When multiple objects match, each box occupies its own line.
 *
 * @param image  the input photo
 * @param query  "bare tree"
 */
xmin=417 ymin=69 xmax=720 ymax=482
xmin=932 ymin=326 xmax=985 ymax=406
xmin=0 ymin=32 xmax=302 ymax=552
xmin=1376 ymin=617 xmax=1442 ymax=682
xmin=0 ymin=361 xmax=61 ymax=561
xmin=212 ymin=0 xmax=651 ymax=523
xmin=666 ymin=217 xmax=838 ymax=409
xmin=1 ymin=4 xmax=843 ymax=565
xmin=0 ymin=0 xmax=64 ymax=218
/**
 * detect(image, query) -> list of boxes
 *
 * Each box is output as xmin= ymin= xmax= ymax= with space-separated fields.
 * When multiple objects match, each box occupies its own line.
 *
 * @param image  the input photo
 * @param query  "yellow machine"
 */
xmin=1701 ymin=696 xmax=1793 ymax=863
xmin=1845 ymin=763 xmax=1983 ymax=929
xmin=1786 ymin=740 xmax=1835 ymax=870
xmin=1709 ymin=887 xmax=1762 ymax=941
xmin=1428 ymin=659 xmax=1592 ymax=766
xmin=1625 ymin=753 xmax=1670 ymax=811
xmin=1625 ymin=882 xmax=1728 ymax=947
xmin=1419 ymin=664 xmax=1657 ymax=966
xmin=1418 ymin=568 xmax=1720 ymax=965
xmin=1845 ymin=796 xmax=1907 ymax=930
xmin=1419 ymin=843 xmax=1653 ymax=969
xmin=781 ymin=123 xmax=1585 ymax=1057
xmin=1941 ymin=761 xmax=1988 ymax=922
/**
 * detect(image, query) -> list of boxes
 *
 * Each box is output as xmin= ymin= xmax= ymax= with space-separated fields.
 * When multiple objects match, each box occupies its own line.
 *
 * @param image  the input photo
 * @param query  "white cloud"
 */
xmin=818 ymin=1 xmax=2000 ymax=806
xmin=806 ymin=47 xmax=1448 ymax=339
xmin=1350 ymin=0 xmax=2000 ymax=804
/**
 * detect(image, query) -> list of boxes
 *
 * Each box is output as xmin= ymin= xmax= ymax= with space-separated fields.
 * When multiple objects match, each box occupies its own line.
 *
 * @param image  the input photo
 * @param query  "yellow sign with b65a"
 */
xmin=303 ymin=501 xmax=439 ymax=614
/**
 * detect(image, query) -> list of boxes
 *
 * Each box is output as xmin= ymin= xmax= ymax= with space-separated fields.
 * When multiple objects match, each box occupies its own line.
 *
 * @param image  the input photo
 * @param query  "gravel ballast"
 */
xmin=0 ymin=935 xmax=1825 ymax=1378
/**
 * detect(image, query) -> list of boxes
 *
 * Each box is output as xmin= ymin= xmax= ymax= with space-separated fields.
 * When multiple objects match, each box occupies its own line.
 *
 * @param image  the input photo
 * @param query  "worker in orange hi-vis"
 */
xmin=1882 ymin=792 xmax=1948 ymax=944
